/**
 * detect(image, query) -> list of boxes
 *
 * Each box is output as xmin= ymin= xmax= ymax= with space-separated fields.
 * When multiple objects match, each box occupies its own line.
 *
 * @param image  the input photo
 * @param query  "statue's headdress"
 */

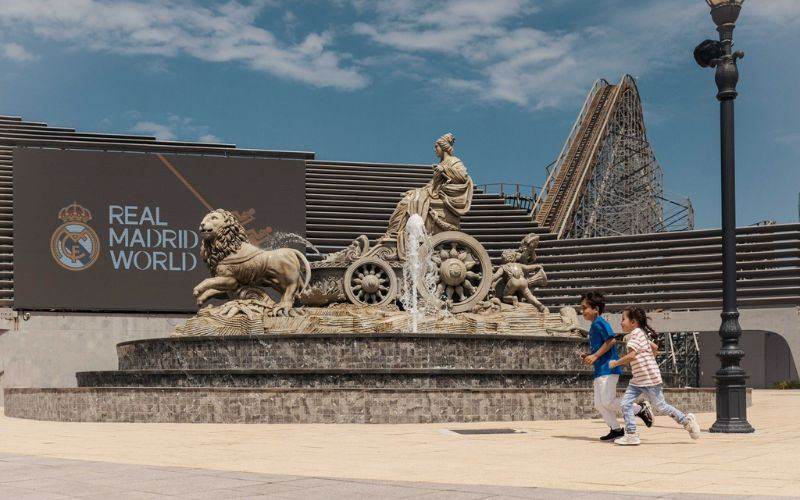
xmin=435 ymin=133 xmax=455 ymax=155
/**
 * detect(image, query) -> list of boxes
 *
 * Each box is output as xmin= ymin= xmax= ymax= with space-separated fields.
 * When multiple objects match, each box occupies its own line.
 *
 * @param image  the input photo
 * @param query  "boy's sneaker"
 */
xmin=600 ymin=428 xmax=625 ymax=441
xmin=636 ymin=401 xmax=654 ymax=428
xmin=683 ymin=413 xmax=701 ymax=439
xmin=614 ymin=432 xmax=641 ymax=446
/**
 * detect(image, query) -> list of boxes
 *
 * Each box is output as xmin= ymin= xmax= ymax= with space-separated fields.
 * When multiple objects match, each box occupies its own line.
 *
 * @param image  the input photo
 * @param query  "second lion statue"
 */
xmin=193 ymin=209 xmax=311 ymax=316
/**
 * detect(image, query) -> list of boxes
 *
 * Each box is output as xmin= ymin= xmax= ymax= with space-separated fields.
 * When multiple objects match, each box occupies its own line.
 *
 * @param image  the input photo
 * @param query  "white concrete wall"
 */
xmin=600 ymin=306 xmax=800 ymax=387
xmin=0 ymin=312 xmax=188 ymax=405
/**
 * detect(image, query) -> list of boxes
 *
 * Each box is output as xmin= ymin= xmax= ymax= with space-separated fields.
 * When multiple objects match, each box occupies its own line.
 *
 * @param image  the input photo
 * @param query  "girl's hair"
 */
xmin=622 ymin=306 xmax=657 ymax=337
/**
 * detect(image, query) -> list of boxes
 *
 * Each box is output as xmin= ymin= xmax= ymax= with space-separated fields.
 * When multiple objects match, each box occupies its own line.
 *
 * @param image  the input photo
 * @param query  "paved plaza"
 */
xmin=0 ymin=390 xmax=797 ymax=499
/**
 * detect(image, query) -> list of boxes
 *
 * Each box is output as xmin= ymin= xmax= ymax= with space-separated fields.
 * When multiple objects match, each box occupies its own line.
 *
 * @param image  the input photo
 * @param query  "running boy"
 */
xmin=610 ymin=306 xmax=701 ymax=445
xmin=580 ymin=292 xmax=652 ymax=441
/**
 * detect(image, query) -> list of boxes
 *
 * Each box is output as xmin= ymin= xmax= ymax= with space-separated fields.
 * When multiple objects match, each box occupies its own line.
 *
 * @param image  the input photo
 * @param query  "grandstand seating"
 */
xmin=1 ymin=114 xmax=797 ymax=312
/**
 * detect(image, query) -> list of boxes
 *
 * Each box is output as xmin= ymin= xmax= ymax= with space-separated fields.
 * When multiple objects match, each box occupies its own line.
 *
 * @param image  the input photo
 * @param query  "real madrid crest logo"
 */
xmin=50 ymin=202 xmax=100 ymax=271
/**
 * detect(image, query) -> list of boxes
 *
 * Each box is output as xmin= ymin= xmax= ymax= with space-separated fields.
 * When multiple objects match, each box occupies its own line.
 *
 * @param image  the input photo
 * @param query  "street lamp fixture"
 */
xmin=694 ymin=0 xmax=754 ymax=433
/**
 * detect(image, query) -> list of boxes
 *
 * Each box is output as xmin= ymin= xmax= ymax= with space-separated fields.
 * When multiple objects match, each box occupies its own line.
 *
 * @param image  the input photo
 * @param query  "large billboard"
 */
xmin=13 ymin=148 xmax=305 ymax=312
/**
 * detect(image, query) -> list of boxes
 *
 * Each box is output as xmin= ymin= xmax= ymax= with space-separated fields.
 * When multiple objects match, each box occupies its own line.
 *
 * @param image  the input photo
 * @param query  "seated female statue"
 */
xmin=380 ymin=133 xmax=474 ymax=258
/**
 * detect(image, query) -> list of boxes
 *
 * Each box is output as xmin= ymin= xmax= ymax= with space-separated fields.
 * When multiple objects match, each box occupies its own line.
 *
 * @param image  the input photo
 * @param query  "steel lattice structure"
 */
xmin=533 ymin=75 xmax=694 ymax=239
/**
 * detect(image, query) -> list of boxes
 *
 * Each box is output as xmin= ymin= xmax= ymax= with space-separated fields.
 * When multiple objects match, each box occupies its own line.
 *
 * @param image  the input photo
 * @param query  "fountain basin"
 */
xmin=2 ymin=332 xmax=714 ymax=424
xmin=117 ymin=333 xmax=591 ymax=371
xmin=4 ymin=386 xmax=725 ymax=424
xmin=76 ymin=368 xmax=609 ymax=389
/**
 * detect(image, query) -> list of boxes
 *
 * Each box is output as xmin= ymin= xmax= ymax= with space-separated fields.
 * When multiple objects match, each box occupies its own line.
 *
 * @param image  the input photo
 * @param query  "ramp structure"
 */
xmin=532 ymin=75 xmax=694 ymax=239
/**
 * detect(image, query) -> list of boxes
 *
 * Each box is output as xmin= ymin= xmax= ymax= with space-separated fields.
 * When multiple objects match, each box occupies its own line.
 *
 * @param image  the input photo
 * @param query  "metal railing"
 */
xmin=532 ymin=79 xmax=611 ymax=226
xmin=657 ymin=331 xmax=700 ymax=388
xmin=477 ymin=183 xmax=540 ymax=211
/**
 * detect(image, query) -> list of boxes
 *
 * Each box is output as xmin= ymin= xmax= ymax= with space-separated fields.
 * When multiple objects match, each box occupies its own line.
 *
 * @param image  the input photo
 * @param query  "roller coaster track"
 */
xmin=533 ymin=75 xmax=693 ymax=239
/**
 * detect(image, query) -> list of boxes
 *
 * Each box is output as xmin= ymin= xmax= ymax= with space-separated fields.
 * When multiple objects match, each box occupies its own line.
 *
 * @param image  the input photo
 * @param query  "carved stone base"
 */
xmin=174 ymin=303 xmax=583 ymax=337
xmin=4 ymin=387 xmax=725 ymax=424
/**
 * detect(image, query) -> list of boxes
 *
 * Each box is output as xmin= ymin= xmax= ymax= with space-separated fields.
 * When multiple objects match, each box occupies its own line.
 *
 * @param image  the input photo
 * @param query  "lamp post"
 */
xmin=694 ymin=0 xmax=754 ymax=433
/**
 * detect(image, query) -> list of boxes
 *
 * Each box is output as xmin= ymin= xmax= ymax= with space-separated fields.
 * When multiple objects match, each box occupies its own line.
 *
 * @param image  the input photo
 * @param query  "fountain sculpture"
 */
xmin=177 ymin=133 xmax=576 ymax=336
xmin=3 ymin=133 xmax=717 ymax=424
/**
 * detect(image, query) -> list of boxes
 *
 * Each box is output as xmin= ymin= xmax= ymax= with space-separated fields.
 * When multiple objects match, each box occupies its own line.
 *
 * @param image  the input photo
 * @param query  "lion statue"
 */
xmin=192 ymin=209 xmax=311 ymax=317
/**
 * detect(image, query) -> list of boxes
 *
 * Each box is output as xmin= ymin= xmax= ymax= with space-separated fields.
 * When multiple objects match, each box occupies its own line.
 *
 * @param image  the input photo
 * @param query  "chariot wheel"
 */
xmin=344 ymin=257 xmax=398 ymax=307
xmin=419 ymin=231 xmax=492 ymax=313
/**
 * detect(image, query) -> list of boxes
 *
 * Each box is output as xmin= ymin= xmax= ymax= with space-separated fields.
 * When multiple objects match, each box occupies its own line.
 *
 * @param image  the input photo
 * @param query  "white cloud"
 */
xmin=348 ymin=0 xmax=799 ymax=111
xmin=776 ymin=132 xmax=800 ymax=153
xmin=197 ymin=134 xmax=222 ymax=143
xmin=349 ymin=0 xmax=713 ymax=109
xmin=129 ymin=114 xmax=220 ymax=143
xmin=0 ymin=0 xmax=367 ymax=90
xmin=747 ymin=0 xmax=800 ymax=25
xmin=1 ymin=42 xmax=37 ymax=61
xmin=130 ymin=121 xmax=177 ymax=141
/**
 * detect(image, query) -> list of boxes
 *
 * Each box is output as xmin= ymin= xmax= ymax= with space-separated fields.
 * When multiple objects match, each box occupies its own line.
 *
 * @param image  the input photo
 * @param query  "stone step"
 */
xmin=539 ymin=276 xmax=800 ymax=297
xmin=3 ymin=385 xmax=714 ymax=424
xmin=306 ymin=204 xmax=530 ymax=217
xmin=539 ymin=248 xmax=800 ymax=271
xmin=307 ymin=244 xmax=533 ymax=259
xmin=0 ymin=119 xmax=45 ymax=126
xmin=116 ymin=334 xmax=588 ymax=371
xmin=545 ymin=259 xmax=800 ymax=282
xmin=307 ymin=212 xmax=536 ymax=223
xmin=0 ymin=125 xmax=75 ymax=133
xmin=539 ymin=285 xmax=800 ymax=307
xmin=306 ymin=189 xmax=500 ymax=201
xmin=76 ymin=368 xmax=601 ymax=389
xmin=308 ymin=237 xmax=524 ymax=248
xmin=307 ymin=162 xmax=432 ymax=176
xmin=539 ymin=236 xmax=800 ymax=258
xmin=306 ymin=171 xmax=431 ymax=184
xmin=306 ymin=180 xmax=432 ymax=196
xmin=306 ymin=225 xmax=537 ymax=235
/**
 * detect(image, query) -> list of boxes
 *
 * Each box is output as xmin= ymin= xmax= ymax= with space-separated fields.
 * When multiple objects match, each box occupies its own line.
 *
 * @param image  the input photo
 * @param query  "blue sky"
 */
xmin=0 ymin=0 xmax=798 ymax=228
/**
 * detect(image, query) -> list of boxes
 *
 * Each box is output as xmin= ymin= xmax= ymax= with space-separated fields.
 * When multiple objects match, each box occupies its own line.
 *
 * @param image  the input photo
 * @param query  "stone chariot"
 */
xmin=300 ymin=132 xmax=531 ymax=314
xmin=182 ymin=132 xmax=554 ymax=333
xmin=309 ymin=230 xmax=493 ymax=313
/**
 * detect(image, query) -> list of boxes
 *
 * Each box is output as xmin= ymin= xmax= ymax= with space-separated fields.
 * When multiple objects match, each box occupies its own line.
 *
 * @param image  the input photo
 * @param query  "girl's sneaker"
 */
xmin=614 ymin=432 xmax=641 ymax=446
xmin=636 ymin=400 xmax=654 ymax=428
xmin=683 ymin=413 xmax=701 ymax=439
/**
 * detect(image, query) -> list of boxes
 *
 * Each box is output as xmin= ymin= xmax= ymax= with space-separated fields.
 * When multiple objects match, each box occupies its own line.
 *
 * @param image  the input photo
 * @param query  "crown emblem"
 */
xmin=58 ymin=202 xmax=92 ymax=223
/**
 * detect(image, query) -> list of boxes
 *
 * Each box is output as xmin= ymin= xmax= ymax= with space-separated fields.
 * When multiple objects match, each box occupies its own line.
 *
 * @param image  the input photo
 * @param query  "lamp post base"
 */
xmin=710 ymin=376 xmax=754 ymax=433
xmin=709 ymin=420 xmax=754 ymax=433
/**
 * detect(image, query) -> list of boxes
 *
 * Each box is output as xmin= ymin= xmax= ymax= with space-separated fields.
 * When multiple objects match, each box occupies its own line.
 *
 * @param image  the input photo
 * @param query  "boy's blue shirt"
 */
xmin=589 ymin=316 xmax=622 ymax=378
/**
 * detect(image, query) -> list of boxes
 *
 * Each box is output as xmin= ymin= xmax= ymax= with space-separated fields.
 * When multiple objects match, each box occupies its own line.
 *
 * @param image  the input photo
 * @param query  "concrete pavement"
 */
xmin=1 ymin=390 xmax=798 ymax=498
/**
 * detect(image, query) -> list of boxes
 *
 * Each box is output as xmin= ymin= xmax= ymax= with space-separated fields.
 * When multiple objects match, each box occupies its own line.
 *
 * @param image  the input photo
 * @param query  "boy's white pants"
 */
xmin=593 ymin=374 xmax=641 ymax=430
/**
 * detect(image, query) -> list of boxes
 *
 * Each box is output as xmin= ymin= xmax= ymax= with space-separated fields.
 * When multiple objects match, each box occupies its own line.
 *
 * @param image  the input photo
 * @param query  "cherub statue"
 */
xmin=491 ymin=248 xmax=549 ymax=313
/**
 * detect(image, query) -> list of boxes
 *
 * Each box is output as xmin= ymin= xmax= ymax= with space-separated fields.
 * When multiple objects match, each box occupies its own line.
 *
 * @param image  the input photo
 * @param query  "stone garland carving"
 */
xmin=312 ymin=235 xmax=370 ymax=268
